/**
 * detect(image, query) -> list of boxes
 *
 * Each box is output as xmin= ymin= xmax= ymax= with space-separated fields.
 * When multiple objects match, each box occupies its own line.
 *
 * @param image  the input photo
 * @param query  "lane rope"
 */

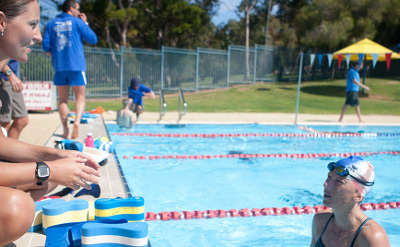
xmin=113 ymin=132 xmax=400 ymax=138
xmin=145 ymin=202 xmax=400 ymax=221
xmin=122 ymin=151 xmax=400 ymax=160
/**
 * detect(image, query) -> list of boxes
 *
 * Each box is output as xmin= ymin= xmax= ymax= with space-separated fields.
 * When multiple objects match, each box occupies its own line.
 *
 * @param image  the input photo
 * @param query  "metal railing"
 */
xmin=178 ymin=89 xmax=187 ymax=123
xmin=21 ymin=44 xmax=279 ymax=98
xmin=158 ymin=90 xmax=166 ymax=123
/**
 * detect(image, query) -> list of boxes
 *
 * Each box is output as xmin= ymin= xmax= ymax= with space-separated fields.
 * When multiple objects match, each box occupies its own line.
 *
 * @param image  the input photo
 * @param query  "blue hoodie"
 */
xmin=42 ymin=13 xmax=97 ymax=72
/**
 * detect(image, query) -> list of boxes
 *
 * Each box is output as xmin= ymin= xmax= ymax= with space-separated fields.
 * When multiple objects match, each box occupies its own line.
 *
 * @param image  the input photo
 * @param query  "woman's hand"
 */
xmin=56 ymin=149 xmax=100 ymax=171
xmin=47 ymin=157 xmax=100 ymax=191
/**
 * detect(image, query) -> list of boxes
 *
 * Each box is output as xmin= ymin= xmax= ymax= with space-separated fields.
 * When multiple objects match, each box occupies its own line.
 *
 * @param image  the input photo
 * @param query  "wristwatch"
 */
xmin=5 ymin=69 xmax=12 ymax=76
xmin=35 ymin=162 xmax=50 ymax=185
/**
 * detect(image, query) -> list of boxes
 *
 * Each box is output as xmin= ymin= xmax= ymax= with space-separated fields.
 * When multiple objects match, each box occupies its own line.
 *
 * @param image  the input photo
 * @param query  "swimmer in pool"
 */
xmin=299 ymin=126 xmax=365 ymax=134
xmin=310 ymin=156 xmax=390 ymax=247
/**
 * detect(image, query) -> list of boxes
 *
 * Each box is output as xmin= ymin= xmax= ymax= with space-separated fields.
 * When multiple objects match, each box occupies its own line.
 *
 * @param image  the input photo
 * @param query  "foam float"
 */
xmin=28 ymin=199 xmax=65 ymax=232
xmin=42 ymin=199 xmax=89 ymax=234
xmin=82 ymin=146 xmax=110 ymax=166
xmin=81 ymin=221 xmax=148 ymax=247
xmin=95 ymin=196 xmax=145 ymax=222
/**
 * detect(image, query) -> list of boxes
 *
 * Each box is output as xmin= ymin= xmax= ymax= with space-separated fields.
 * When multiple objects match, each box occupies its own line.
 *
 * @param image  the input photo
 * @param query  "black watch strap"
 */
xmin=36 ymin=161 xmax=50 ymax=186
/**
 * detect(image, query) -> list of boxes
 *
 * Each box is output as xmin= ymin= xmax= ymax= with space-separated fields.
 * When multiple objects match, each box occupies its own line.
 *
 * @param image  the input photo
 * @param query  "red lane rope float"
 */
xmin=122 ymin=151 xmax=400 ymax=160
xmin=145 ymin=202 xmax=400 ymax=221
xmin=113 ymin=132 xmax=400 ymax=138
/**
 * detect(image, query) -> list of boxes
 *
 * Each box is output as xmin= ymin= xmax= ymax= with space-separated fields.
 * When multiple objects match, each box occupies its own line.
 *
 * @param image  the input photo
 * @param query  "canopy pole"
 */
xmin=361 ymin=54 xmax=367 ymax=95
xmin=295 ymin=52 xmax=304 ymax=125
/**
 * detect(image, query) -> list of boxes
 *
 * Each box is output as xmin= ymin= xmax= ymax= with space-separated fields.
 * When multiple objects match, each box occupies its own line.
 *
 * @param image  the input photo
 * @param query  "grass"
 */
xmin=70 ymin=77 xmax=400 ymax=116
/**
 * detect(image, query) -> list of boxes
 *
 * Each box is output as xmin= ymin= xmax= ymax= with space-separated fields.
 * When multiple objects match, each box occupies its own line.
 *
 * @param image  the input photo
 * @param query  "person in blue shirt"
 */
xmin=0 ymin=59 xmax=29 ymax=139
xmin=338 ymin=62 xmax=370 ymax=123
xmin=42 ymin=0 xmax=97 ymax=139
xmin=127 ymin=78 xmax=155 ymax=121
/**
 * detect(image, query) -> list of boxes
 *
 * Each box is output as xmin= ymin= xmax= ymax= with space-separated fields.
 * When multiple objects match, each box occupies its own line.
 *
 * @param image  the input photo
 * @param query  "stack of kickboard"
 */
xmin=31 ymin=197 xmax=149 ymax=247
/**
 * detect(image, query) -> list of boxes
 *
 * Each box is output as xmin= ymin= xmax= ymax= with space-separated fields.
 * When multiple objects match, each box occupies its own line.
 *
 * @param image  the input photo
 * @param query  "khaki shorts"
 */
xmin=0 ymin=79 xmax=28 ymax=123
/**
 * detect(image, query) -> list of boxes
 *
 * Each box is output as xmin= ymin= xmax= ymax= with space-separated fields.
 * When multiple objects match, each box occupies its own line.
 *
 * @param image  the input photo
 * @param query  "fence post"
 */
xmin=195 ymin=47 xmax=199 ymax=91
xmin=295 ymin=52 xmax=304 ymax=125
xmin=253 ymin=45 xmax=257 ymax=84
xmin=161 ymin=46 xmax=165 ymax=90
xmin=227 ymin=45 xmax=231 ymax=86
xmin=120 ymin=46 xmax=124 ymax=97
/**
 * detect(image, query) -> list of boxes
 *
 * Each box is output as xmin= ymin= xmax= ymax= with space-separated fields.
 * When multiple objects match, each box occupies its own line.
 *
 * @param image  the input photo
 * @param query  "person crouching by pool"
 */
xmin=310 ymin=156 xmax=390 ymax=247
xmin=127 ymin=78 xmax=155 ymax=121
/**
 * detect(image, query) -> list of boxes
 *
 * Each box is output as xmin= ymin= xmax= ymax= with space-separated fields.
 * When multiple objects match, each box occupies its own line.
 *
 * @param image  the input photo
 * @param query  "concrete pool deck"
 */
xmin=9 ymin=111 xmax=400 ymax=246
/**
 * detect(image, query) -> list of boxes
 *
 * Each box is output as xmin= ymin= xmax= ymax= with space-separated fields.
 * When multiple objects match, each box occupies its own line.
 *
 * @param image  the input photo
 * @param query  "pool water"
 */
xmin=107 ymin=124 xmax=400 ymax=246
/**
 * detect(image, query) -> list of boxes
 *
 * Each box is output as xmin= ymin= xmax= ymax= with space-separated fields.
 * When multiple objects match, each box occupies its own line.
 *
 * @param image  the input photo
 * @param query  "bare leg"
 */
xmin=338 ymin=104 xmax=349 ymax=122
xmin=0 ymin=187 xmax=35 ymax=246
xmin=71 ymin=86 xmax=86 ymax=139
xmin=136 ymin=105 xmax=143 ymax=121
xmin=57 ymin=86 xmax=70 ymax=138
xmin=355 ymin=105 xmax=364 ymax=122
xmin=6 ymin=117 xmax=29 ymax=139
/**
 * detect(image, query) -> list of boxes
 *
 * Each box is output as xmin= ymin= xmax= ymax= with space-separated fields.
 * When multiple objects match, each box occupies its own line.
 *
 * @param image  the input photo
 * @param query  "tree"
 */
xmin=192 ymin=0 xmax=220 ymax=16
xmin=293 ymin=0 xmax=389 ymax=51
xmin=238 ymin=0 xmax=258 ymax=80
xmin=134 ymin=0 xmax=211 ymax=49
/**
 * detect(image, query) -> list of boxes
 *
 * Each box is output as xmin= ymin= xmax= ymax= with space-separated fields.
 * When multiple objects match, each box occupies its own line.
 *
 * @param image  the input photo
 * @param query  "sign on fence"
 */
xmin=22 ymin=81 xmax=57 ymax=111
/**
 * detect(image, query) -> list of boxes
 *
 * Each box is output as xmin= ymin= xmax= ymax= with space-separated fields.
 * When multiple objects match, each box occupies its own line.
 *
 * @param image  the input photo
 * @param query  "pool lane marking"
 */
xmin=113 ymin=132 xmax=400 ymax=138
xmin=122 ymin=151 xmax=400 ymax=160
xmin=145 ymin=202 xmax=400 ymax=221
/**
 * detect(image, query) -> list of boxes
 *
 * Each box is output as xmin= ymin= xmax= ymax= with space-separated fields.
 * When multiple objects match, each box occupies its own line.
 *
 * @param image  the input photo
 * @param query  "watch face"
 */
xmin=38 ymin=166 xmax=50 ymax=177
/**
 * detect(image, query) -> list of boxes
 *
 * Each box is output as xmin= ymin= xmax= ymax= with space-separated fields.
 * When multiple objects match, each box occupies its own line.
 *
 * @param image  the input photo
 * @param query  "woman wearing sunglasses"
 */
xmin=310 ymin=156 xmax=390 ymax=247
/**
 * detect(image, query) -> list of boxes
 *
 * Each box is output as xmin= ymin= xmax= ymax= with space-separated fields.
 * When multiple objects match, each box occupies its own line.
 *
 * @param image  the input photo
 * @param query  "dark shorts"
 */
xmin=345 ymin=91 xmax=359 ymax=107
xmin=130 ymin=104 xmax=143 ymax=114
xmin=0 ymin=79 xmax=28 ymax=122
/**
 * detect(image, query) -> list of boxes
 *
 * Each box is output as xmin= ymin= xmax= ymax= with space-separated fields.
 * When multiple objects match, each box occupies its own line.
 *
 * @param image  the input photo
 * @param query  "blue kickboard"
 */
xmin=61 ymin=139 xmax=84 ymax=152
xmin=42 ymin=199 xmax=89 ymax=234
xmin=28 ymin=199 xmax=66 ymax=232
xmin=68 ymin=112 xmax=98 ymax=119
xmin=81 ymin=222 xmax=148 ymax=247
xmin=95 ymin=197 xmax=145 ymax=222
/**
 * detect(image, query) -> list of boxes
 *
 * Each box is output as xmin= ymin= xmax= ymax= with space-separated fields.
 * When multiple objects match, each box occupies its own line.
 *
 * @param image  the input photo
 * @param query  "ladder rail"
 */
xmin=158 ymin=90 xmax=166 ymax=123
xmin=178 ymin=88 xmax=187 ymax=123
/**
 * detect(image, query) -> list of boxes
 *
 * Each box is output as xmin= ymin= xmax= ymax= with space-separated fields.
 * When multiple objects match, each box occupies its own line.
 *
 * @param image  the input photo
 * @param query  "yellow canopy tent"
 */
xmin=333 ymin=38 xmax=399 ymax=88
xmin=295 ymin=39 xmax=398 ymax=124
xmin=334 ymin=38 xmax=395 ymax=55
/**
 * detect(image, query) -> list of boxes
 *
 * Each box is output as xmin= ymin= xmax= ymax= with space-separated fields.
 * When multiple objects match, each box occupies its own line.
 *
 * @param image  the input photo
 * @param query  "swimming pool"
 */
xmin=107 ymin=124 xmax=400 ymax=246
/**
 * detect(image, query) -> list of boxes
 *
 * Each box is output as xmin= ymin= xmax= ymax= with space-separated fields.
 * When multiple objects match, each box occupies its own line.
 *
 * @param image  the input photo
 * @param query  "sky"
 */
xmin=211 ymin=0 xmax=242 ymax=26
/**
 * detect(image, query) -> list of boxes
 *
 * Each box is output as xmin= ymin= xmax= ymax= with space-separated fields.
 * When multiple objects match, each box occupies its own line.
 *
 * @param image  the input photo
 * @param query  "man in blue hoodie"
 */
xmin=42 ymin=0 xmax=97 ymax=139
xmin=127 ymin=78 xmax=155 ymax=121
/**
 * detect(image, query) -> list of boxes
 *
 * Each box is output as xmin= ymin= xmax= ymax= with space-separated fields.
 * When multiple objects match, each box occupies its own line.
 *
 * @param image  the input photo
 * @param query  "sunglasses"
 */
xmin=327 ymin=162 xmax=374 ymax=186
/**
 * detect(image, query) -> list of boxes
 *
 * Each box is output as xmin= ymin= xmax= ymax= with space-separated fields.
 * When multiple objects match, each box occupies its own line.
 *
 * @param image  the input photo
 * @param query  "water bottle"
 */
xmin=85 ymin=133 xmax=94 ymax=147
xmin=54 ymin=138 xmax=63 ymax=149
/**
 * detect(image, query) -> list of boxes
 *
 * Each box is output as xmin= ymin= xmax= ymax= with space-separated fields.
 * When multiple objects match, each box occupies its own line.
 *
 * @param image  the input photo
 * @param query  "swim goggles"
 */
xmin=327 ymin=162 xmax=374 ymax=186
